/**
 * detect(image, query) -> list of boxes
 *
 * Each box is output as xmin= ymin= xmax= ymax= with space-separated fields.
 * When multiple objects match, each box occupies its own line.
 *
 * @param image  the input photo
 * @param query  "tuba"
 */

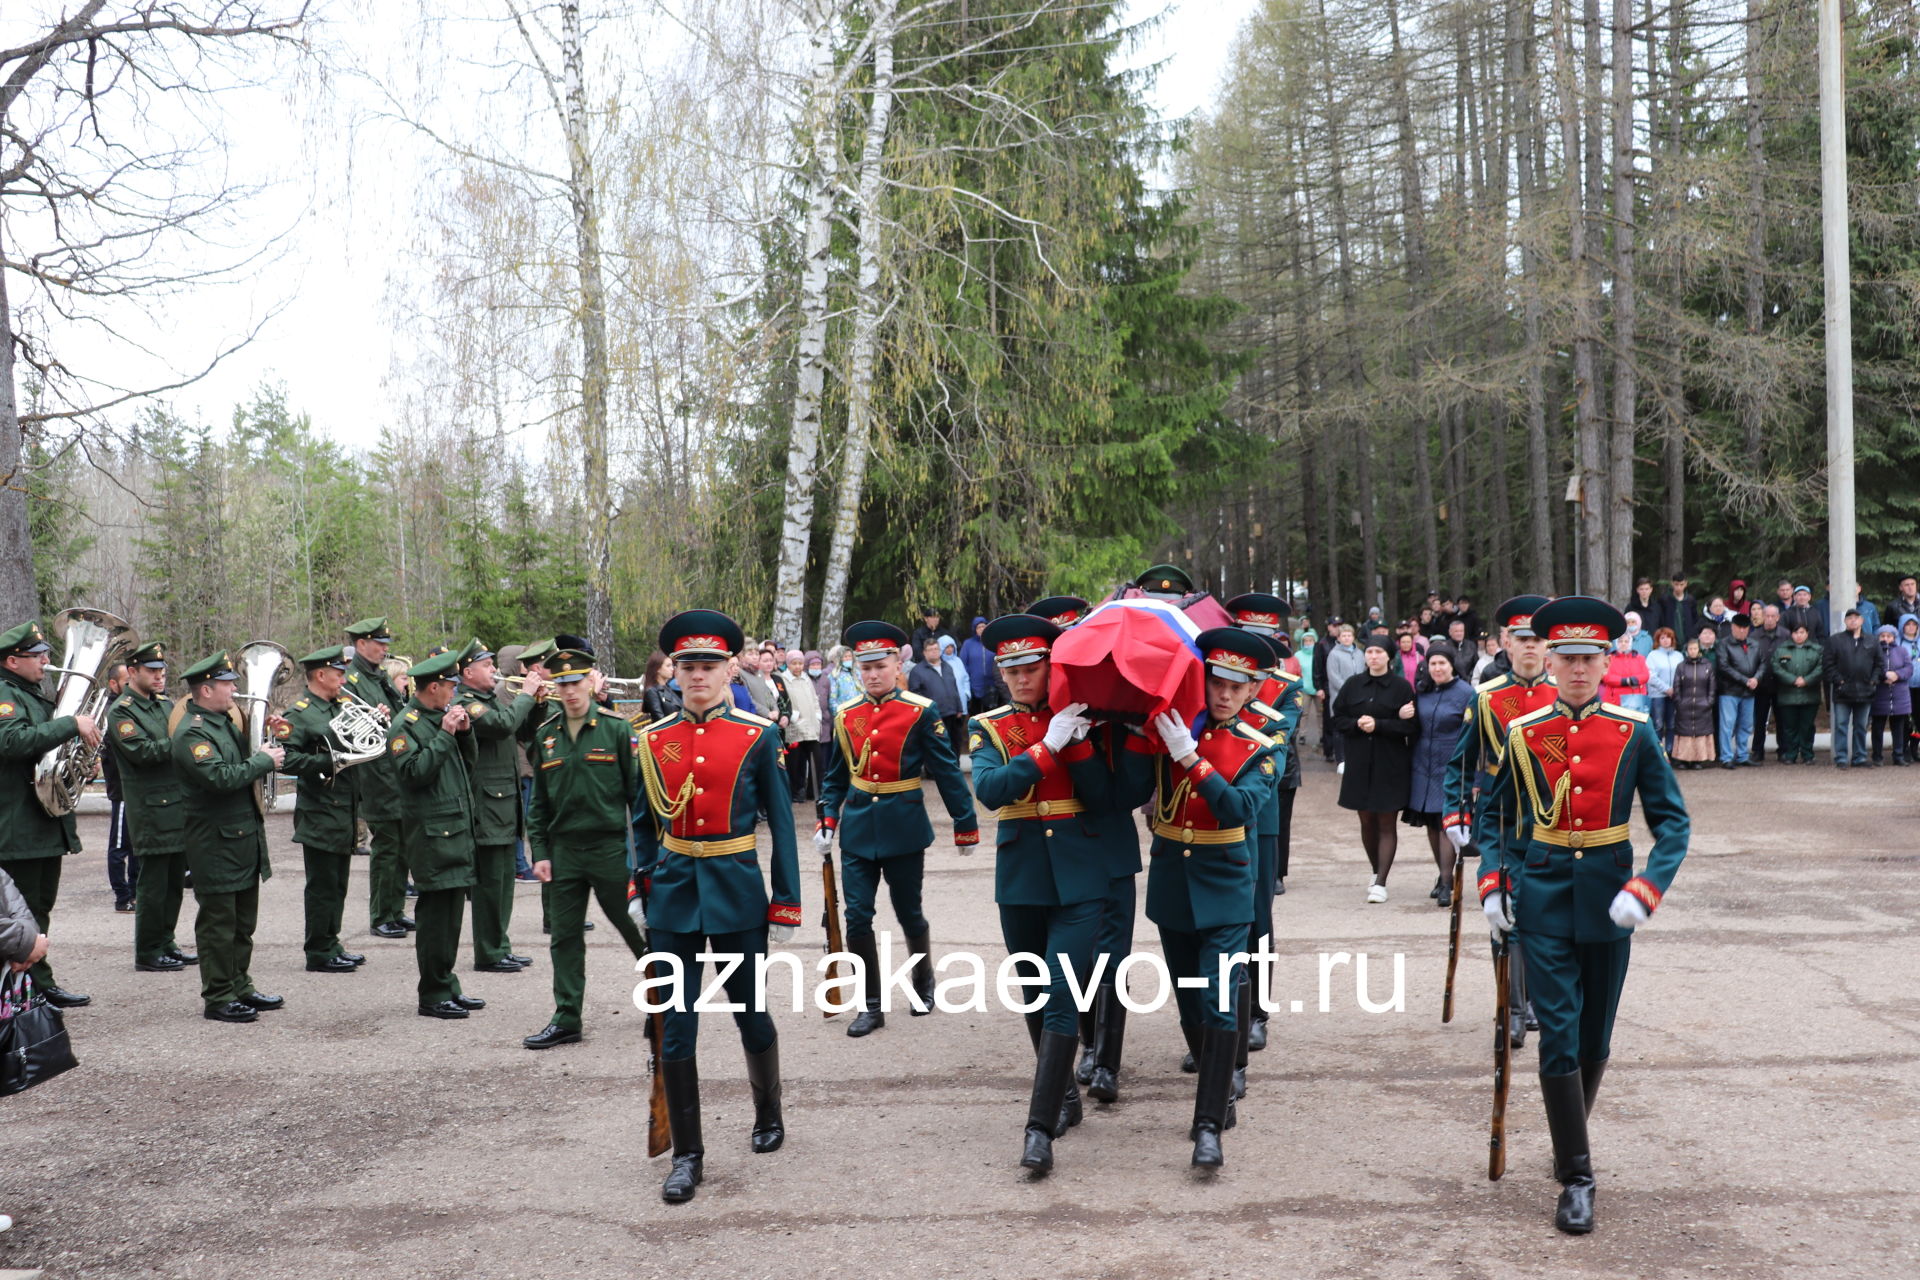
xmin=34 ymin=608 xmax=138 ymax=816
xmin=235 ymin=641 xmax=296 ymax=810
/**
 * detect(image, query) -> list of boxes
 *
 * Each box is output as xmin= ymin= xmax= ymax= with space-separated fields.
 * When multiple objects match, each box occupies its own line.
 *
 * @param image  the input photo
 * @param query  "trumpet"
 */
xmin=499 ymin=674 xmax=559 ymax=700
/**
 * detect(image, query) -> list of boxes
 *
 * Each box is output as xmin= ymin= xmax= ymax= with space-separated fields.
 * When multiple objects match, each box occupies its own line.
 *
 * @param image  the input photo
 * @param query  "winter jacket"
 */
xmin=1330 ymin=670 xmax=1417 ymax=812
xmin=1646 ymin=646 xmax=1684 ymax=700
xmin=0 ymin=865 xmax=38 ymax=963
xmin=1714 ymin=634 xmax=1764 ymax=696
xmin=1405 ymin=677 xmax=1473 ymax=815
xmin=1652 ymin=591 xmax=1700 ymax=643
xmin=958 ymin=624 xmax=995 ymax=699
xmin=1872 ymin=634 xmax=1913 ymax=716
xmin=1671 ymin=654 xmax=1718 ymax=737
xmin=1771 ymin=641 xmax=1824 ymax=707
xmin=907 ymin=658 xmax=963 ymax=718
xmin=1781 ymin=603 xmax=1827 ymax=641
xmin=1325 ymin=643 xmax=1366 ymax=702
xmin=1601 ymin=649 xmax=1652 ymax=711
xmin=1823 ymin=630 xmax=1885 ymax=704
xmin=778 ymin=668 xmax=822 ymax=744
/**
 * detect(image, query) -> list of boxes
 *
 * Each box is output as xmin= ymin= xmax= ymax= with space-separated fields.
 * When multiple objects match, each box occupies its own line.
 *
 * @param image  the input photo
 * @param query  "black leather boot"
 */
xmin=1087 ymin=984 xmax=1125 ymax=1104
xmin=1190 ymin=1026 xmax=1237 ymax=1168
xmin=1180 ymin=1022 xmax=1200 ymax=1073
xmin=1541 ymin=1070 xmax=1595 ymax=1234
xmin=1025 ymin=1013 xmax=1081 ymax=1135
xmin=1021 ymin=1029 xmax=1079 ymax=1174
xmin=1232 ymin=977 xmax=1251 ymax=1100
xmin=906 ymin=928 xmax=935 ymax=1015
xmin=846 ymin=934 xmax=884 ymax=1037
xmin=1580 ymin=1057 xmax=1608 ymax=1118
xmin=1508 ymin=942 xmax=1530 ymax=1049
xmin=1075 ymin=1004 xmax=1098 ymax=1086
xmin=660 ymin=1057 xmax=704 ymax=1203
xmin=745 ymin=1036 xmax=784 ymax=1153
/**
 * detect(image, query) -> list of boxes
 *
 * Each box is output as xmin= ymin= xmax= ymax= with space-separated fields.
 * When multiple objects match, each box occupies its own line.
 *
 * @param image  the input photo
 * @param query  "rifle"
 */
xmin=1441 ymin=850 xmax=1467 ymax=1022
xmin=644 ymin=947 xmax=670 ymax=1158
xmin=1488 ymin=936 xmax=1511 ymax=1181
xmin=820 ymin=842 xmax=847 ymax=1018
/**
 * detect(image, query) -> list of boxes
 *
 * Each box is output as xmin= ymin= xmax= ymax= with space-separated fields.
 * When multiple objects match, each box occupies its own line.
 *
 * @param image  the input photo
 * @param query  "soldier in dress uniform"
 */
xmin=521 ymin=646 xmax=648 ymax=1050
xmin=1135 ymin=564 xmax=1194 ymax=601
xmin=344 ymin=618 xmax=413 ymax=940
xmin=1477 ymin=596 xmax=1690 ymax=1235
xmin=171 ymin=651 xmax=286 ymax=1023
xmin=632 ymin=610 xmax=801 ymax=1204
xmin=1026 ymin=595 xmax=1091 ymax=630
xmin=0 ymin=619 xmax=97 ymax=1007
xmin=1443 ymin=594 xmax=1556 ymax=1046
xmin=275 ymin=646 xmax=368 ymax=974
xmin=454 ymin=639 xmax=540 ymax=974
xmin=106 ymin=641 xmax=198 ymax=975
xmin=1143 ymin=628 xmax=1277 ymax=1168
xmin=818 ymin=620 xmax=980 ymax=1037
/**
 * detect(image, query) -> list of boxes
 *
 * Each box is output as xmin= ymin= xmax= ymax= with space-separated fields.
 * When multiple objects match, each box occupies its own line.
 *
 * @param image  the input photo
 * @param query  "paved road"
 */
xmin=3 ymin=760 xmax=1915 ymax=1279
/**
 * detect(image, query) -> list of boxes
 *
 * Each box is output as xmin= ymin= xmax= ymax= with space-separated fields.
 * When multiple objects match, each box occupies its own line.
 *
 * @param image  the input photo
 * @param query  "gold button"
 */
xmin=1573 ymin=786 xmax=1583 ymax=794
xmin=696 ymin=818 xmax=705 ymax=826
xmin=1527 ymin=729 xmax=1535 ymax=737
xmin=696 ymin=787 xmax=705 ymax=795
xmin=1572 ymin=755 xmax=1581 ymax=764
xmin=1574 ymin=818 xmax=1584 ymax=827
xmin=1571 ymin=726 xmax=1580 ymax=734
xmin=696 ymin=756 xmax=705 ymax=764
xmin=1574 ymin=850 xmax=1585 ymax=860
xmin=1183 ymin=849 xmax=1192 ymax=858
xmin=1046 ymin=829 xmax=1055 ymax=837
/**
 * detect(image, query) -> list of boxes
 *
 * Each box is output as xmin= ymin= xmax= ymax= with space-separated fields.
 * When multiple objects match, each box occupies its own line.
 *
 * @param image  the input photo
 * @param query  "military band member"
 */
xmin=818 ymin=620 xmax=980 ymax=1037
xmin=277 ymin=646 xmax=368 ymax=974
xmin=455 ymin=640 xmax=540 ymax=973
xmin=632 ymin=610 xmax=802 ymax=1204
xmin=345 ymin=618 xmax=413 ymax=939
xmin=1444 ymin=594 xmax=1555 ymax=1045
xmin=106 ymin=641 xmax=197 ymax=974
xmin=1144 ymin=628 xmax=1276 ymax=1168
xmin=1478 ymin=596 xmax=1689 ymax=1235
xmin=0 ymin=619 xmax=97 ymax=1007
xmin=172 ymin=651 xmax=285 ymax=1023
xmin=522 ymin=646 xmax=648 ymax=1050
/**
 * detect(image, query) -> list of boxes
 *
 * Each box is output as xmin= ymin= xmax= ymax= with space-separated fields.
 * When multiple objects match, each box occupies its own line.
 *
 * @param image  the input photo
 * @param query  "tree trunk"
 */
xmin=1318 ymin=0 xmax=1372 ymax=614
xmin=0 ymin=216 xmax=33 ymax=624
xmin=1553 ymin=0 xmax=1604 ymax=596
xmin=1742 ymin=0 xmax=1766 ymax=460
xmin=1386 ymin=0 xmax=1439 ymax=595
xmin=1608 ymin=0 xmax=1638 ymax=605
xmin=771 ymin=0 xmax=842 ymax=648
xmin=817 ymin=0 xmax=895 ymax=647
xmin=1514 ymin=0 xmax=1556 ymax=593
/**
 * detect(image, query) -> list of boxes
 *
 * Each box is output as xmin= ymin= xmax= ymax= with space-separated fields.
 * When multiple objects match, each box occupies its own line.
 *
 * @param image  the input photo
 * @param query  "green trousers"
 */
xmin=545 ymin=841 xmax=645 ymax=1031
xmin=302 ymin=847 xmax=352 ymax=964
xmin=470 ymin=842 xmax=516 ymax=965
xmin=195 ymin=882 xmax=260 ymax=1009
xmin=366 ymin=818 xmax=409 ymax=929
xmin=133 ymin=850 xmax=186 ymax=964
xmin=1 ymin=857 xmax=61 ymax=989
xmin=414 ymin=887 xmax=468 ymax=1005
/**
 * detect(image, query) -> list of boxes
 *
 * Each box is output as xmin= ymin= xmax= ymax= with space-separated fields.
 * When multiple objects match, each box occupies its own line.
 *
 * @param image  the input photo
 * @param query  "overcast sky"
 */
xmin=36 ymin=0 xmax=1259 ymax=452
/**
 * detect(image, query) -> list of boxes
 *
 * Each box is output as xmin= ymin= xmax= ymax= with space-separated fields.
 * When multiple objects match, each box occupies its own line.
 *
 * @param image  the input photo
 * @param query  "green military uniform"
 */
xmin=0 ymin=619 xmax=84 ymax=998
xmin=278 ymin=646 xmax=366 ymax=972
xmin=171 ymin=652 xmax=279 ymax=1021
xmin=105 ymin=641 xmax=192 ymax=971
xmin=456 ymin=640 xmax=541 ymax=971
xmin=345 ymin=617 xmax=411 ymax=934
xmin=390 ymin=650 xmax=481 ymax=1016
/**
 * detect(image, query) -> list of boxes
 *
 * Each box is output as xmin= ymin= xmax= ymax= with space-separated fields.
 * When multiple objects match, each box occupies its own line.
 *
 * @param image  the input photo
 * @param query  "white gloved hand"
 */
xmin=1042 ymin=703 xmax=1089 ymax=752
xmin=1608 ymin=889 xmax=1650 ymax=930
xmin=814 ymin=825 xmax=835 ymax=850
xmin=1482 ymin=890 xmax=1511 ymax=942
xmin=768 ymin=924 xmax=795 ymax=944
xmin=1444 ymin=822 xmax=1472 ymax=852
xmin=628 ymin=894 xmax=647 ymax=930
xmin=1153 ymin=711 xmax=1198 ymax=761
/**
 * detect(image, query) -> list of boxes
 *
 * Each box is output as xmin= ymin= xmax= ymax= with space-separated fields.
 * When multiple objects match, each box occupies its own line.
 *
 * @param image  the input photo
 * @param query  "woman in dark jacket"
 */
xmin=1331 ymin=637 xmax=1418 ymax=902
xmin=1403 ymin=647 xmax=1474 ymax=909
xmin=641 ymin=649 xmax=683 ymax=722
xmin=1670 ymin=638 xmax=1718 ymax=768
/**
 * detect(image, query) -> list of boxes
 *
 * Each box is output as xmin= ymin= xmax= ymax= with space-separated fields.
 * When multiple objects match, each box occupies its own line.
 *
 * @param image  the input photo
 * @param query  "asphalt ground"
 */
xmin=3 ymin=755 xmax=1916 ymax=1279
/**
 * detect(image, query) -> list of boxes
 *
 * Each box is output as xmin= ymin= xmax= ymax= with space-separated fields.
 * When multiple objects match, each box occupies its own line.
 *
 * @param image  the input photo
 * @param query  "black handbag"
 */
xmin=0 ymin=971 xmax=78 ymax=1096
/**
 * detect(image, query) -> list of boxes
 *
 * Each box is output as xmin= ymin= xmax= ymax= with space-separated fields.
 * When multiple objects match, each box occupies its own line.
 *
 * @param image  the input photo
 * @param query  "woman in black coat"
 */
xmin=1669 ymin=637 xmax=1718 ymax=768
xmin=1330 ymin=636 xmax=1418 ymax=902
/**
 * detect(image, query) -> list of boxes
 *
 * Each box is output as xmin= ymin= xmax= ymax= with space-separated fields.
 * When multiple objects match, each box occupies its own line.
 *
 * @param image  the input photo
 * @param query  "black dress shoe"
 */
xmin=136 ymin=954 xmax=186 ymax=973
xmin=42 ymin=986 xmax=91 ymax=1009
xmin=114 ymin=900 xmax=136 ymax=913
xmin=453 ymin=994 xmax=486 ymax=1010
xmin=337 ymin=951 xmax=365 ymax=965
xmin=475 ymin=959 xmax=523 ymax=973
xmin=1275 ymin=877 xmax=1285 ymax=895
xmin=523 ymin=1023 xmax=581 ymax=1049
xmin=845 ymin=1009 xmax=884 ymax=1037
xmin=204 ymin=1001 xmax=257 ymax=1023
xmin=306 ymin=956 xmax=359 ymax=973
xmin=241 ymin=991 xmax=285 ymax=1011
xmin=418 ymin=1000 xmax=469 ymax=1019
xmin=371 ymin=922 xmax=407 ymax=939
xmin=406 ymin=883 xmax=419 ymax=897
xmin=398 ymin=916 xmax=418 ymax=932
xmin=166 ymin=949 xmax=199 ymax=966
xmin=582 ymin=919 xmax=595 ymax=931
xmin=505 ymin=954 xmax=533 ymax=967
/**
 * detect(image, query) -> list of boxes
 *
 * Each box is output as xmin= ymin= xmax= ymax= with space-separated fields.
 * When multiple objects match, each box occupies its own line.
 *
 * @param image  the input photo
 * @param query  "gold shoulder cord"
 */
xmin=835 ymin=711 xmax=875 ymax=777
xmin=1479 ymin=688 xmax=1509 ymax=766
xmin=637 ymin=730 xmax=695 ymax=822
xmin=1154 ymin=756 xmax=1192 ymax=828
xmin=1506 ymin=724 xmax=1571 ymax=830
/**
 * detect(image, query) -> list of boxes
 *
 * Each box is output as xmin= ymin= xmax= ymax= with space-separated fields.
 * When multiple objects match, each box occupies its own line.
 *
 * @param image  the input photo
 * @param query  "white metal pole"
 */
xmin=1819 ymin=0 xmax=1856 ymax=634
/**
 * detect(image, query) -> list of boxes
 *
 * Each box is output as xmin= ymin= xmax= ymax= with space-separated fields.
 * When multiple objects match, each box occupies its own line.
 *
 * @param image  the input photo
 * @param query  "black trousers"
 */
xmin=785 ymin=740 xmax=820 ymax=802
xmin=1752 ymin=685 xmax=1776 ymax=759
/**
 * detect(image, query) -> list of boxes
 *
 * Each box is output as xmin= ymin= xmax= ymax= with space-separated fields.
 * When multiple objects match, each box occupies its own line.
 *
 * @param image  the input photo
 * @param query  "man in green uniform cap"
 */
xmin=277 ymin=646 xmax=370 ymax=974
xmin=344 ymin=617 xmax=413 ymax=939
xmin=172 ymin=651 xmax=285 ymax=1023
xmin=1135 ymin=563 xmax=1195 ymax=600
xmin=106 ymin=641 xmax=197 ymax=973
xmin=454 ymin=639 xmax=541 ymax=973
xmin=0 ymin=618 xmax=97 ymax=1007
xmin=389 ymin=650 xmax=486 ymax=1018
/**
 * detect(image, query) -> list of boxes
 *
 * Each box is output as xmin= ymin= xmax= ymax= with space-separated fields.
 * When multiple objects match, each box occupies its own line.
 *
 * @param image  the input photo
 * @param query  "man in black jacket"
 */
xmin=1652 ymin=574 xmax=1699 ymax=644
xmin=1781 ymin=585 xmax=1826 ymax=643
xmin=1713 ymin=615 xmax=1764 ymax=768
xmin=1822 ymin=610 xmax=1883 ymax=768
xmin=1749 ymin=605 xmax=1787 ymax=763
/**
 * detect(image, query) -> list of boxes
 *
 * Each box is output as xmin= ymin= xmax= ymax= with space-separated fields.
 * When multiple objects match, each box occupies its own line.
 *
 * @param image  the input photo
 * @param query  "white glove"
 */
xmin=1482 ymin=890 xmax=1511 ymax=942
xmin=814 ymin=825 xmax=835 ymax=850
xmin=1608 ymin=890 xmax=1650 ymax=930
xmin=1444 ymin=822 xmax=1472 ymax=852
xmin=768 ymin=924 xmax=795 ymax=944
xmin=627 ymin=894 xmax=647 ymax=930
xmin=1042 ymin=703 xmax=1089 ymax=752
xmin=1153 ymin=711 xmax=1198 ymax=761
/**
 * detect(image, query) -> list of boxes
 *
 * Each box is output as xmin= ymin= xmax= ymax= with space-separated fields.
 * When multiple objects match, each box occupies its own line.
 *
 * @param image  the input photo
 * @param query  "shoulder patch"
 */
xmin=191 ymin=742 xmax=212 ymax=760
xmin=0 ymin=702 xmax=14 ymax=719
xmin=117 ymin=719 xmax=138 ymax=737
xmin=932 ymin=719 xmax=947 ymax=735
xmin=969 ymin=731 xmax=985 ymax=751
xmin=390 ymin=736 xmax=408 ymax=753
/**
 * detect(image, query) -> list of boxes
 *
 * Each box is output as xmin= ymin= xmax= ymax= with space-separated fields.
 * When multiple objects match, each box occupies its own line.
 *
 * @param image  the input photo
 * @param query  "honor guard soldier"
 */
xmin=1135 ymin=563 xmax=1195 ymax=601
xmin=818 ymin=620 xmax=980 ymax=1037
xmin=172 ymin=651 xmax=286 ymax=1023
xmin=522 ymin=645 xmax=649 ymax=1050
xmin=106 ymin=641 xmax=198 ymax=975
xmin=0 ymin=619 xmax=97 ymax=1007
xmin=1477 ymin=596 xmax=1689 ymax=1235
xmin=389 ymin=650 xmax=487 ymax=1019
xmin=454 ymin=639 xmax=540 ymax=974
xmin=633 ymin=610 xmax=802 ymax=1204
xmin=277 ymin=646 xmax=369 ymax=974
xmin=1144 ymin=628 xmax=1277 ymax=1168
xmin=345 ymin=618 xmax=413 ymax=939
xmin=1026 ymin=595 xmax=1091 ymax=630
xmin=1444 ymin=594 xmax=1555 ymax=1045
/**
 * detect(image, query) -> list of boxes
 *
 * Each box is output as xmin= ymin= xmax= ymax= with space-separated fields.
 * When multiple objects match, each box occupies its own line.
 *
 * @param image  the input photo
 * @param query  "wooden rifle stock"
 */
xmin=645 ymin=950 xmax=670 ymax=1158
xmin=820 ymin=847 xmax=847 ymax=1017
xmin=1441 ymin=852 xmax=1467 ymax=1023
xmin=1489 ymin=940 xmax=1511 ymax=1180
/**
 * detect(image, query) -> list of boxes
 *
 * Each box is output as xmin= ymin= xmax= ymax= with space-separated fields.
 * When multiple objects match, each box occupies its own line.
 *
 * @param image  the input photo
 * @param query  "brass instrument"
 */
xmin=499 ymin=674 xmax=559 ymax=700
xmin=33 ymin=608 xmax=137 ymax=816
xmin=235 ymin=641 xmax=296 ymax=810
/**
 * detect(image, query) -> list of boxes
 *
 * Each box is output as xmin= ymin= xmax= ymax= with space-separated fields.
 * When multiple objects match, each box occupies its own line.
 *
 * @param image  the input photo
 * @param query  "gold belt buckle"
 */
xmin=1037 ymin=800 xmax=1051 ymax=817
xmin=1567 ymin=830 xmax=1587 ymax=849
xmin=1182 ymin=825 xmax=1195 ymax=843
